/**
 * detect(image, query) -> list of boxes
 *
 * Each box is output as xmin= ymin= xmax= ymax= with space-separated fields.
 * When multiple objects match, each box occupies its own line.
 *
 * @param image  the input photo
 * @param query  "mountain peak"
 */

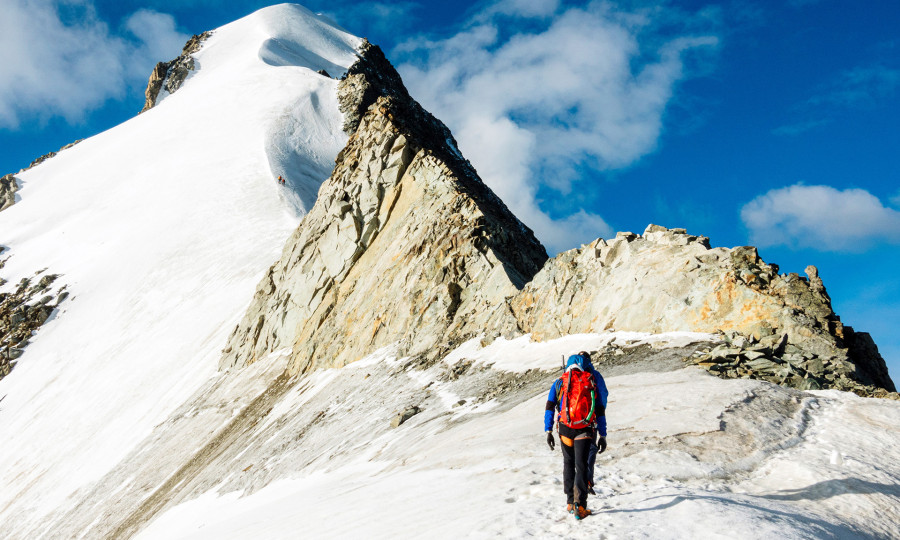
xmin=141 ymin=3 xmax=361 ymax=113
xmin=221 ymin=41 xmax=548 ymax=374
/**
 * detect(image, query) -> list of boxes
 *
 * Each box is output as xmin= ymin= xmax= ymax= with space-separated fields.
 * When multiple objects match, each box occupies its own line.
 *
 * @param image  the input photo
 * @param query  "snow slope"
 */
xmin=133 ymin=333 xmax=900 ymax=540
xmin=0 ymin=3 xmax=359 ymax=532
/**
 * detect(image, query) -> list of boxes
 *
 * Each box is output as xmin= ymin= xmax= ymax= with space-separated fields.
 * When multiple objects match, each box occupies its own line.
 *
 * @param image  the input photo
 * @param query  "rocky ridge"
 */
xmin=220 ymin=41 xmax=547 ymax=375
xmin=141 ymin=32 xmax=212 ymax=113
xmin=220 ymin=42 xmax=894 ymax=397
xmin=22 ymin=139 xmax=84 ymax=172
xmin=508 ymin=224 xmax=895 ymax=396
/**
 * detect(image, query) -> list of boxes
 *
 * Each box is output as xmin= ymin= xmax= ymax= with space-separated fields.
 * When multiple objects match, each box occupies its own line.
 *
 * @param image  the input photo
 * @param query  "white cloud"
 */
xmin=741 ymin=185 xmax=900 ymax=252
xmin=808 ymin=65 xmax=900 ymax=108
xmin=123 ymin=10 xmax=189 ymax=79
xmin=484 ymin=0 xmax=560 ymax=18
xmin=396 ymin=1 xmax=717 ymax=253
xmin=772 ymin=118 xmax=830 ymax=136
xmin=0 ymin=0 xmax=187 ymax=128
xmin=359 ymin=1 xmax=418 ymax=19
xmin=891 ymin=191 xmax=900 ymax=208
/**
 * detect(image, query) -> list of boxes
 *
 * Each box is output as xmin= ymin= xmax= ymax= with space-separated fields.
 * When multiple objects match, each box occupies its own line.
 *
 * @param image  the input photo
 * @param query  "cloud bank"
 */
xmin=741 ymin=184 xmax=900 ymax=252
xmin=0 ymin=0 xmax=187 ymax=129
xmin=395 ymin=0 xmax=717 ymax=253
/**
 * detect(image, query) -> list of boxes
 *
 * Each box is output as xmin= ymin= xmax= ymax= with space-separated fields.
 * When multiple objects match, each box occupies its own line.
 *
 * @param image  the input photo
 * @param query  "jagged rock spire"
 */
xmin=220 ymin=42 xmax=548 ymax=374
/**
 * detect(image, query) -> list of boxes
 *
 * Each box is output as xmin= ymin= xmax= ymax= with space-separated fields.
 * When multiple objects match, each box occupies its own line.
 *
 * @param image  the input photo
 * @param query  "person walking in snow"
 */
xmin=277 ymin=175 xmax=285 ymax=185
xmin=544 ymin=352 xmax=608 ymax=520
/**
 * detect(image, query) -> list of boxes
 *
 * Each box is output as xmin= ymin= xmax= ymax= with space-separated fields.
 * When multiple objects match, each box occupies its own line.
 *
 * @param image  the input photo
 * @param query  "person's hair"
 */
xmin=578 ymin=351 xmax=591 ymax=361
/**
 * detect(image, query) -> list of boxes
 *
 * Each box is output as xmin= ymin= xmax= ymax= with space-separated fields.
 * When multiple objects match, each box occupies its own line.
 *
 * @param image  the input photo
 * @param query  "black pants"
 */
xmin=561 ymin=437 xmax=592 ymax=506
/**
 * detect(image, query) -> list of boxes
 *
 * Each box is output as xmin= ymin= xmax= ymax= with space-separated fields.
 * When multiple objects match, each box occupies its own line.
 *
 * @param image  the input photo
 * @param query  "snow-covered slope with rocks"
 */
xmin=0 ymin=4 xmax=358 ymax=536
xmin=136 ymin=334 xmax=900 ymax=540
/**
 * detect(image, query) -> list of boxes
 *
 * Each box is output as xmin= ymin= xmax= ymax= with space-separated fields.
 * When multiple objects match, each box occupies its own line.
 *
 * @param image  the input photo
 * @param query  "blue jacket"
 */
xmin=544 ymin=354 xmax=608 ymax=436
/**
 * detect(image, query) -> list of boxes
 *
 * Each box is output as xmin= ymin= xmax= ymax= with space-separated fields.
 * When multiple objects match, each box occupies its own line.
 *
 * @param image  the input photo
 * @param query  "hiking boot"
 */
xmin=566 ymin=504 xmax=573 ymax=513
xmin=573 ymin=505 xmax=591 ymax=520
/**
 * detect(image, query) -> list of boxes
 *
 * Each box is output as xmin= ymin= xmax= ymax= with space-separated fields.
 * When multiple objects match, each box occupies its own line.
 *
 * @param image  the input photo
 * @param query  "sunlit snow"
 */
xmin=0 ymin=3 xmax=359 ymax=531
xmin=136 ymin=334 xmax=900 ymax=540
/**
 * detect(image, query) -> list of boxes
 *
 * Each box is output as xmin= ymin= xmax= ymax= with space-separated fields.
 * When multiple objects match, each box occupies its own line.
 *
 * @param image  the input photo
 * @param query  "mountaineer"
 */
xmin=544 ymin=352 xmax=609 ymax=520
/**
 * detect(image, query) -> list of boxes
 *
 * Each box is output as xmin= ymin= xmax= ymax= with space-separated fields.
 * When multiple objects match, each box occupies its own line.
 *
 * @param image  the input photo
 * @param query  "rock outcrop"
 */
xmin=509 ymin=224 xmax=895 ymax=395
xmin=1 ymin=174 xmax=17 ymax=211
xmin=685 ymin=331 xmax=898 ymax=399
xmin=220 ymin=42 xmax=547 ymax=375
xmin=141 ymin=32 xmax=212 ymax=113
xmin=0 ymin=260 xmax=68 ymax=381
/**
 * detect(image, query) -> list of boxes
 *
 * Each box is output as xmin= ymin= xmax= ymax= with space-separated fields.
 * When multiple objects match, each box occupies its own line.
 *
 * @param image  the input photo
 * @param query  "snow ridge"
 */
xmin=0 ymin=5 xmax=358 ymax=537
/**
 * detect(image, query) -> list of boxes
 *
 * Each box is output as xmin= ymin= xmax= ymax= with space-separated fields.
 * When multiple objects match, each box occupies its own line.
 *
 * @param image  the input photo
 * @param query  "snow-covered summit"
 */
xmin=0 ymin=4 xmax=360 ymax=533
xmin=152 ymin=3 xmax=359 ymax=96
xmin=145 ymin=3 xmax=361 ymax=213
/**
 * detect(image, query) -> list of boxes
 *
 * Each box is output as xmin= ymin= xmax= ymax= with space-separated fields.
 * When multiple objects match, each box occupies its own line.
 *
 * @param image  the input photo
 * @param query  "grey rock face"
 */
xmin=845 ymin=329 xmax=895 ymax=392
xmin=337 ymin=39 xmax=410 ymax=134
xmin=1 ymin=174 xmax=18 ymax=212
xmin=219 ymin=43 xmax=547 ymax=375
xmin=141 ymin=32 xmax=212 ymax=113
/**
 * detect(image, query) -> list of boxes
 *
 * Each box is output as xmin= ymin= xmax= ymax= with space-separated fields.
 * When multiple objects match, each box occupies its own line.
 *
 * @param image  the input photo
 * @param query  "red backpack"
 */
xmin=558 ymin=369 xmax=597 ymax=429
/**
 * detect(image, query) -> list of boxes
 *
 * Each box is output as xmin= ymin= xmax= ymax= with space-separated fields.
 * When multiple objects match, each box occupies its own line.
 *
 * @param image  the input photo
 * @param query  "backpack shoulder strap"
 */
xmin=561 ymin=371 xmax=575 ymax=422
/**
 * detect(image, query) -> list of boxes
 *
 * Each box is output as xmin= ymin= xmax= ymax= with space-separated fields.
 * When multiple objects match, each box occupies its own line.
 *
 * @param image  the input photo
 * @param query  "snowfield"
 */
xmin=1 ymin=3 xmax=898 ymax=540
xmin=129 ymin=334 xmax=900 ymax=540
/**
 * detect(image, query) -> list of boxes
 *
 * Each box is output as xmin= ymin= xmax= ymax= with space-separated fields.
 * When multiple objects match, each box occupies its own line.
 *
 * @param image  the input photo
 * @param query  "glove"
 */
xmin=546 ymin=431 xmax=555 ymax=451
xmin=598 ymin=436 xmax=607 ymax=454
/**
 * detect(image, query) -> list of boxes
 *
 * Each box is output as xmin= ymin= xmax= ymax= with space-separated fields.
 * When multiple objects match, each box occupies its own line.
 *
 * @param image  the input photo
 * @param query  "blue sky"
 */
xmin=1 ymin=0 xmax=898 ymax=378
